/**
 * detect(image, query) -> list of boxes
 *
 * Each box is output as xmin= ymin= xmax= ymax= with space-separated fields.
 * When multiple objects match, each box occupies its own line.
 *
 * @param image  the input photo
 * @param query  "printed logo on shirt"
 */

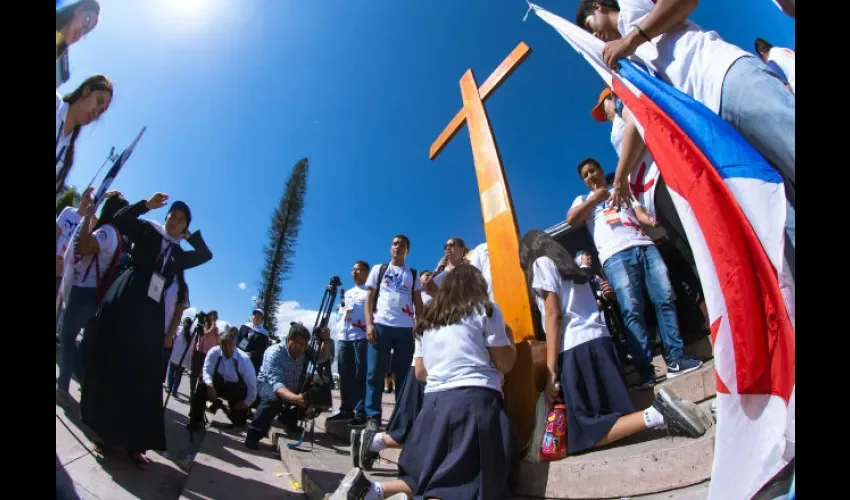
xmin=401 ymin=304 xmax=414 ymax=318
xmin=382 ymin=268 xmax=411 ymax=294
xmin=351 ymin=319 xmax=367 ymax=332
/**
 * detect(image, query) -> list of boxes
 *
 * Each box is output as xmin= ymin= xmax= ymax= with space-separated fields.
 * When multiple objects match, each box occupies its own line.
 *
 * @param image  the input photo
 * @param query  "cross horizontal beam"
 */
xmin=429 ymin=42 xmax=532 ymax=161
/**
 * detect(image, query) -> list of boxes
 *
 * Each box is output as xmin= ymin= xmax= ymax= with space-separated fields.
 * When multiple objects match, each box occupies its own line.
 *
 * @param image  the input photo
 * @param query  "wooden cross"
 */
xmin=429 ymin=41 xmax=534 ymax=344
xmin=430 ymin=42 xmax=544 ymax=446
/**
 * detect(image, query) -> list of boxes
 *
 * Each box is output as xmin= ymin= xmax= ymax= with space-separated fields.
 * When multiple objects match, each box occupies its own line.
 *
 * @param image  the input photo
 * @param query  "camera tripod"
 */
xmin=287 ymin=275 xmax=342 ymax=451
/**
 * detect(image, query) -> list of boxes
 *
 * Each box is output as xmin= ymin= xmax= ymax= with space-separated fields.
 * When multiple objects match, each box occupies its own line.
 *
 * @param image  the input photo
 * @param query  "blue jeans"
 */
xmin=55 ymin=277 xmax=65 ymax=334
xmin=56 ymin=286 xmax=98 ymax=392
xmin=603 ymin=246 xmax=683 ymax=377
xmin=166 ymin=363 xmax=185 ymax=394
xmin=337 ymin=339 xmax=368 ymax=418
xmin=365 ymin=324 xmax=414 ymax=419
xmin=720 ymin=55 xmax=795 ymax=254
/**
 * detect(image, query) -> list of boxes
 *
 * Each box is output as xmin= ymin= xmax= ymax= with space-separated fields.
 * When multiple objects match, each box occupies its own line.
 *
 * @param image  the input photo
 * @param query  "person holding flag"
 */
xmin=575 ymin=0 xmax=795 ymax=252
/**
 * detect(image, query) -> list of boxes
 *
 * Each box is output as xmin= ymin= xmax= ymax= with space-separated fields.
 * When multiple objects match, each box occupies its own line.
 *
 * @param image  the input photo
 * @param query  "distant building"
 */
xmin=56 ymin=51 xmax=70 ymax=89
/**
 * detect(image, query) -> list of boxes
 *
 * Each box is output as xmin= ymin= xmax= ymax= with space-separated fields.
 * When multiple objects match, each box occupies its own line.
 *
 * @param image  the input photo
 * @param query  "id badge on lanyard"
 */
xmin=148 ymin=244 xmax=173 ymax=303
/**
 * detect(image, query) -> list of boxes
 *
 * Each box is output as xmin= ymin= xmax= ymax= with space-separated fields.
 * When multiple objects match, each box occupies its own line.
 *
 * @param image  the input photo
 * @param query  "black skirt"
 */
xmin=386 ymin=365 xmax=425 ymax=444
xmin=398 ymin=386 xmax=516 ymax=500
xmin=558 ymin=336 xmax=635 ymax=454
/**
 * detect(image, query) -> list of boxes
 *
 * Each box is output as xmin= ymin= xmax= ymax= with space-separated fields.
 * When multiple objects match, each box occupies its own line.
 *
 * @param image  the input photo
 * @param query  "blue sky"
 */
xmin=60 ymin=0 xmax=795 ymax=330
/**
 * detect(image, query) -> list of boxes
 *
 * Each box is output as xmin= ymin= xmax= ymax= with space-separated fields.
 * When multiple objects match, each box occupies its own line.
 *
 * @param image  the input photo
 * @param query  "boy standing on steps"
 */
xmin=363 ymin=235 xmax=423 ymax=431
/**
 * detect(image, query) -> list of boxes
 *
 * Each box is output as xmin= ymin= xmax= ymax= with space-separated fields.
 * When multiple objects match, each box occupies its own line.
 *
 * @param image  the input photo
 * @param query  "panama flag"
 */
xmin=92 ymin=126 xmax=147 ymax=208
xmin=527 ymin=4 xmax=795 ymax=499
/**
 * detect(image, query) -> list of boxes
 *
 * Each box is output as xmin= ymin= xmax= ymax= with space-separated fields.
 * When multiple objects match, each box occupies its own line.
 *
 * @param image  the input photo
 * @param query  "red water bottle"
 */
xmin=539 ymin=397 xmax=567 ymax=461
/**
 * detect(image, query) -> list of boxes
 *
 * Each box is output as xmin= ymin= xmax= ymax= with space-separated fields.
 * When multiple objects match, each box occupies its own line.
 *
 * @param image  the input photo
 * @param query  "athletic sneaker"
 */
xmin=359 ymin=427 xmax=380 ymax=471
xmin=666 ymin=356 xmax=703 ymax=378
xmin=365 ymin=417 xmax=380 ymax=432
xmin=329 ymin=468 xmax=373 ymax=500
xmin=350 ymin=429 xmax=361 ymax=468
xmin=653 ymin=388 xmax=709 ymax=438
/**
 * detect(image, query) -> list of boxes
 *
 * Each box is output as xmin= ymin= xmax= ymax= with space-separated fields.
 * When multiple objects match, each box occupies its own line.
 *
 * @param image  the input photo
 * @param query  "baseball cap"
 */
xmin=591 ymin=88 xmax=615 ymax=122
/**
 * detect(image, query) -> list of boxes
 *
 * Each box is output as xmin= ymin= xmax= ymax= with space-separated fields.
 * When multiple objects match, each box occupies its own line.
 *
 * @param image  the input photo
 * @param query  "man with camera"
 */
xmin=187 ymin=327 xmax=257 ymax=431
xmin=244 ymin=322 xmax=331 ymax=450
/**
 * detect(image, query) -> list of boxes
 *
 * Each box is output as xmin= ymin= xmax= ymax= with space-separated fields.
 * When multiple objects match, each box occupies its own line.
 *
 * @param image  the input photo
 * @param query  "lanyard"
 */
xmin=156 ymin=242 xmax=174 ymax=274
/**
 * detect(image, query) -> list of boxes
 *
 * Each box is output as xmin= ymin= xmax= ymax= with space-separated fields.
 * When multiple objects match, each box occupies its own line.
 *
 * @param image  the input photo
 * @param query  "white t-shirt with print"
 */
xmin=768 ymin=47 xmax=795 ymax=93
xmin=610 ymin=114 xmax=660 ymax=218
xmin=365 ymin=263 xmax=421 ymax=328
xmin=338 ymin=285 xmax=370 ymax=342
xmin=617 ymin=0 xmax=749 ymax=114
xmin=71 ymin=225 xmax=120 ymax=288
xmin=56 ymin=92 xmax=73 ymax=198
xmin=531 ymin=257 xmax=609 ymax=353
xmin=56 ymin=207 xmax=82 ymax=259
xmin=421 ymin=302 xmax=512 ymax=394
xmin=570 ymin=187 xmax=653 ymax=266
xmin=468 ymin=242 xmax=494 ymax=300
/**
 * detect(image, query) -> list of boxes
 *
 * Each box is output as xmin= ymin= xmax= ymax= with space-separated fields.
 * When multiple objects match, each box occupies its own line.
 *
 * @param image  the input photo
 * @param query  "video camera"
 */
xmin=195 ymin=310 xmax=209 ymax=326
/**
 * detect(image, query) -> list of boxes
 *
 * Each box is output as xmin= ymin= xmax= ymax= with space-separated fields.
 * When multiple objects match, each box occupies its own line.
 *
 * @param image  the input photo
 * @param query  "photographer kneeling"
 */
xmin=244 ymin=322 xmax=331 ymax=450
xmin=188 ymin=327 xmax=257 ymax=431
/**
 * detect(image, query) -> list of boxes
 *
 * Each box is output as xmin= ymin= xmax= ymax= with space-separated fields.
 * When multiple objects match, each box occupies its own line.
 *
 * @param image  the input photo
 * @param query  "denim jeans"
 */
xmin=365 ymin=324 xmax=414 ymax=419
xmin=337 ymin=339 xmax=368 ymax=418
xmin=55 ymin=276 xmax=65 ymax=334
xmin=603 ymin=245 xmax=684 ymax=377
xmin=56 ymin=286 xmax=98 ymax=392
xmin=720 ymin=55 xmax=796 ymax=254
xmin=166 ymin=362 xmax=185 ymax=394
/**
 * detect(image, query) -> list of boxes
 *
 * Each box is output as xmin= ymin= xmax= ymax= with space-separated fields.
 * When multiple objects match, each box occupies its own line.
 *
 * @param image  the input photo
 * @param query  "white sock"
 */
xmin=368 ymin=432 xmax=386 ymax=453
xmin=363 ymin=482 xmax=383 ymax=500
xmin=643 ymin=406 xmax=665 ymax=428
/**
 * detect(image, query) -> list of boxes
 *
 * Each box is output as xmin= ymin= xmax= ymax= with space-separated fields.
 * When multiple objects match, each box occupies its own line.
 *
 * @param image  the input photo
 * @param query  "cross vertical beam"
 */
xmin=430 ymin=42 xmax=545 ymax=448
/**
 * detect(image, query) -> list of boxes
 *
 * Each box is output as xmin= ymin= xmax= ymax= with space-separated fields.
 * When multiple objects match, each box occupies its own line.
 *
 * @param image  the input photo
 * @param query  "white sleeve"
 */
xmin=413 ymin=337 xmax=423 ymax=359
xmin=56 ymin=92 xmax=62 ymax=114
xmin=241 ymin=355 xmax=258 ymax=405
xmin=431 ymin=271 xmax=447 ymax=288
xmin=532 ymin=257 xmax=561 ymax=297
xmin=202 ymin=348 xmax=219 ymax=385
xmin=94 ymin=226 xmax=120 ymax=257
xmin=569 ymin=195 xmax=586 ymax=210
xmin=616 ymin=0 xmax=655 ymax=33
xmin=483 ymin=303 xmax=512 ymax=347
xmin=365 ymin=265 xmax=381 ymax=291
xmin=56 ymin=207 xmax=70 ymax=225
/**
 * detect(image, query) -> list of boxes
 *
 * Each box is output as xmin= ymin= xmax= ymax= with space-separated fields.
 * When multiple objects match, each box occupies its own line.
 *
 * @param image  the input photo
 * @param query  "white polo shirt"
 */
xmin=570 ymin=187 xmax=653 ymax=266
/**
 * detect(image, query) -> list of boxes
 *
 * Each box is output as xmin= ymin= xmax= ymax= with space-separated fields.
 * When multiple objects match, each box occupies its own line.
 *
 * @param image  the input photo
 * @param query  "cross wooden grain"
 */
xmin=429 ymin=42 xmax=544 ymax=446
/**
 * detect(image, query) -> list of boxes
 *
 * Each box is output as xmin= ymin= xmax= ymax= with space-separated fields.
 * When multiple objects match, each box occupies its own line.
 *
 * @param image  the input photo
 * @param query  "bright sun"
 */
xmin=156 ymin=0 xmax=223 ymax=30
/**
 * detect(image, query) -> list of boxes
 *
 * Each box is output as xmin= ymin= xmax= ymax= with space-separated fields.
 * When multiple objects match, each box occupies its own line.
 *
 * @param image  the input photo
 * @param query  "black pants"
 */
xmin=162 ymin=347 xmax=172 ymax=385
xmin=189 ymin=378 xmax=249 ymax=427
xmin=246 ymin=394 xmax=304 ymax=443
xmin=190 ymin=351 xmax=205 ymax=396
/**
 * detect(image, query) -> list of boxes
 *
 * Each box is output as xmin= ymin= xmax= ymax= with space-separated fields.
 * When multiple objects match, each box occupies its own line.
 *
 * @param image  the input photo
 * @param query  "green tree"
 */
xmin=256 ymin=158 xmax=309 ymax=334
xmin=56 ymin=186 xmax=79 ymax=217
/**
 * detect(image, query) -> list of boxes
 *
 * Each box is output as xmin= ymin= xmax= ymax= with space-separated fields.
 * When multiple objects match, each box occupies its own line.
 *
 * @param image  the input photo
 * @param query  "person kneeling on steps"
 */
xmin=244 ymin=322 xmax=330 ymax=450
xmin=188 ymin=327 xmax=257 ymax=431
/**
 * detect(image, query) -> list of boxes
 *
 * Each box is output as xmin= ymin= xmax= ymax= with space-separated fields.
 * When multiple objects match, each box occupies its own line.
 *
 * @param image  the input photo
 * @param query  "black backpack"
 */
xmin=372 ymin=263 xmax=418 ymax=313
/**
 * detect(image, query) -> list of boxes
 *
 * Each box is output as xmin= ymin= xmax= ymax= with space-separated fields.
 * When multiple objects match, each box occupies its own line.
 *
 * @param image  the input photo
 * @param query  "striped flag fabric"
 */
xmin=526 ymin=4 xmax=795 ymax=499
xmin=92 ymin=126 xmax=147 ymax=208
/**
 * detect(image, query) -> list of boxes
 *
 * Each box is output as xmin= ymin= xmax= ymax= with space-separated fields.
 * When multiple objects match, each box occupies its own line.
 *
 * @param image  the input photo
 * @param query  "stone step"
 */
xmin=514 ymin=399 xmax=716 ymax=499
xmin=628 ymin=358 xmax=716 ymax=411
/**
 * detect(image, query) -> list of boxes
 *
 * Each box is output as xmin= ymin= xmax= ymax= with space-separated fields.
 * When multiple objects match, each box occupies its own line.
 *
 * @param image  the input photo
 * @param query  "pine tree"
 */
xmin=256 ymin=158 xmax=309 ymax=335
xmin=56 ymin=186 xmax=79 ymax=216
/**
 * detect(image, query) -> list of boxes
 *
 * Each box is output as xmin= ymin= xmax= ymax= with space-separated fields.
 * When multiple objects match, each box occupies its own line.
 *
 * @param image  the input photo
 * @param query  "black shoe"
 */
xmin=327 ymin=412 xmax=354 ymax=423
xmin=653 ymin=388 xmax=709 ymax=438
xmin=359 ymin=427 xmax=380 ymax=471
xmin=348 ymin=416 xmax=366 ymax=428
xmin=287 ymin=424 xmax=304 ymax=434
xmin=630 ymin=375 xmax=656 ymax=391
xmin=207 ymin=399 xmax=223 ymax=414
xmin=329 ymin=468 xmax=372 ymax=500
xmin=244 ymin=438 xmax=259 ymax=450
xmin=350 ymin=429 xmax=361 ymax=468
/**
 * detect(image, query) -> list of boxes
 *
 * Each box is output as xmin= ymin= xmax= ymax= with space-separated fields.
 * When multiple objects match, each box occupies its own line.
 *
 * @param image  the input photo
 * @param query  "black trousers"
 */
xmin=189 ymin=378 xmax=249 ymax=427
xmin=246 ymin=395 xmax=304 ymax=442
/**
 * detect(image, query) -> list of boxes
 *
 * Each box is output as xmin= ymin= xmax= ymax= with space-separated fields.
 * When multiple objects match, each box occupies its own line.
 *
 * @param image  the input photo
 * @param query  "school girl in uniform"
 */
xmin=56 ymin=190 xmax=127 ymax=408
xmin=351 ymin=269 xmax=436 ymax=470
xmin=56 ymin=0 xmax=100 ymax=60
xmin=333 ymin=264 xmax=517 ymax=500
xmin=519 ymin=230 xmax=708 ymax=457
xmin=81 ymin=193 xmax=212 ymax=469
xmin=56 ymin=75 xmax=113 ymax=201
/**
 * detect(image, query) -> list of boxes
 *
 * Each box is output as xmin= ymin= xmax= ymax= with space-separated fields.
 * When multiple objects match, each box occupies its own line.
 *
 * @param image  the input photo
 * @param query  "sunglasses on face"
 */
xmin=444 ymin=241 xmax=458 ymax=250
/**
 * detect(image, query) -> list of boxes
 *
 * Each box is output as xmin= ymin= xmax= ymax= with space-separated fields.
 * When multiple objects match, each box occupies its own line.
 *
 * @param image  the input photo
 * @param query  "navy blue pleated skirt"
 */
xmin=559 ymin=336 xmax=635 ymax=454
xmin=398 ymin=386 xmax=516 ymax=500
xmin=386 ymin=365 xmax=425 ymax=444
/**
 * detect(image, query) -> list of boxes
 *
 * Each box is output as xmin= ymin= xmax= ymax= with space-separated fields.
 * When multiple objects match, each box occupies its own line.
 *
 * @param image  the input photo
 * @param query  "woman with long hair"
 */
xmin=56 ymin=189 xmax=128 ymax=407
xmin=425 ymin=236 xmax=469 ymax=295
xmin=81 ymin=193 xmax=212 ymax=469
xmin=335 ymin=264 xmax=517 ymax=500
xmin=56 ymin=0 xmax=100 ymax=59
xmin=519 ymin=230 xmax=708 ymax=457
xmin=56 ymin=75 xmax=113 ymax=201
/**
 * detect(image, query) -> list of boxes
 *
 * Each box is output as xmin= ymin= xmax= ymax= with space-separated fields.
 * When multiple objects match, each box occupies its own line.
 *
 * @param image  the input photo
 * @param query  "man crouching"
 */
xmin=244 ymin=321 xmax=330 ymax=450
xmin=188 ymin=327 xmax=258 ymax=431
